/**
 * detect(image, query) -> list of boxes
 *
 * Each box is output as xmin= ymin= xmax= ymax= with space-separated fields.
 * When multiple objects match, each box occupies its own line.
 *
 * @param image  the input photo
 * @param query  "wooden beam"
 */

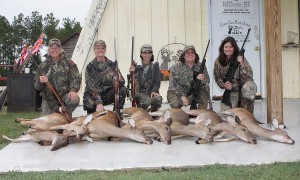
xmin=265 ymin=0 xmax=283 ymax=124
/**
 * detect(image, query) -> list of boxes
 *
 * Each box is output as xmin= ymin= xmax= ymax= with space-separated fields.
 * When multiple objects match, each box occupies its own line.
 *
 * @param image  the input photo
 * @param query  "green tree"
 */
xmin=0 ymin=16 xmax=14 ymax=85
xmin=26 ymin=11 xmax=43 ymax=45
xmin=0 ymin=15 xmax=14 ymax=62
xmin=43 ymin=13 xmax=59 ymax=43
xmin=11 ymin=13 xmax=28 ymax=52
xmin=57 ymin=17 xmax=82 ymax=41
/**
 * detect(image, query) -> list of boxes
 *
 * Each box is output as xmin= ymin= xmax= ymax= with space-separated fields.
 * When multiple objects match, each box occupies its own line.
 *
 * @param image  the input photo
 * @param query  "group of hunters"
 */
xmin=33 ymin=37 xmax=257 ymax=119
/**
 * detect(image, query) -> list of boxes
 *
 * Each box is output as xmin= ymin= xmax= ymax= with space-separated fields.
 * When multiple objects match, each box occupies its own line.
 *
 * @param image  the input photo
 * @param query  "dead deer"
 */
xmin=221 ymin=108 xmax=295 ymax=144
xmin=185 ymin=109 xmax=257 ymax=144
xmin=2 ymin=131 xmax=69 ymax=151
xmin=160 ymin=108 xmax=211 ymax=142
xmin=51 ymin=110 xmax=153 ymax=144
xmin=15 ymin=113 xmax=69 ymax=134
xmin=122 ymin=107 xmax=172 ymax=145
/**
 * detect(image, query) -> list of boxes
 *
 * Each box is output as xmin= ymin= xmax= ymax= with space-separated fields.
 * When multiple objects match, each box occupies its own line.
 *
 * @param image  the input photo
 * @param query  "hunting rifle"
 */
xmin=127 ymin=36 xmax=137 ymax=107
xmin=44 ymin=80 xmax=73 ymax=123
xmin=33 ymin=61 xmax=73 ymax=123
xmin=190 ymin=39 xmax=211 ymax=110
xmin=113 ymin=38 xmax=124 ymax=127
xmin=221 ymin=28 xmax=251 ymax=107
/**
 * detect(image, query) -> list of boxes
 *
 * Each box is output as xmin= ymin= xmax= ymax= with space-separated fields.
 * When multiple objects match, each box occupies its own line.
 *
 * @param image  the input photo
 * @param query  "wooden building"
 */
xmin=72 ymin=0 xmax=300 ymax=124
xmin=62 ymin=32 xmax=80 ymax=60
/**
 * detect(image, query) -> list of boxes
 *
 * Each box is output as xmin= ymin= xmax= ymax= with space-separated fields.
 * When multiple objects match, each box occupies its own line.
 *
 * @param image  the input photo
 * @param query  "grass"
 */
xmin=0 ymin=107 xmax=299 ymax=179
xmin=0 ymin=107 xmax=41 ymax=149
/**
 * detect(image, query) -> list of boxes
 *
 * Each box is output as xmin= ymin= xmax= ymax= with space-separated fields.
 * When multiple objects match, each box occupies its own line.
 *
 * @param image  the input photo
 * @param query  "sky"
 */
xmin=0 ymin=0 xmax=93 ymax=26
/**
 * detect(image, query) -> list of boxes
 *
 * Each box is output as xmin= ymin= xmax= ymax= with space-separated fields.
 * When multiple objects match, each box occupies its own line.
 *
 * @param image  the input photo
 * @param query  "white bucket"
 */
xmin=24 ymin=68 xmax=30 ymax=74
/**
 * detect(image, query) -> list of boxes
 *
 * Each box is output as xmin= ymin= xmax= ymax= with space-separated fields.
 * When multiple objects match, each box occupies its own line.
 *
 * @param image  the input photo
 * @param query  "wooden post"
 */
xmin=265 ymin=0 xmax=283 ymax=124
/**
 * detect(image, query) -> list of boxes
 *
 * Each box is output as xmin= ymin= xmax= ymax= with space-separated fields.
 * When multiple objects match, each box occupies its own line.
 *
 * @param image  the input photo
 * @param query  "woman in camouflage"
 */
xmin=167 ymin=45 xmax=210 ymax=109
xmin=129 ymin=44 xmax=162 ymax=112
xmin=214 ymin=36 xmax=257 ymax=113
xmin=83 ymin=40 xmax=127 ymax=114
xmin=34 ymin=38 xmax=81 ymax=116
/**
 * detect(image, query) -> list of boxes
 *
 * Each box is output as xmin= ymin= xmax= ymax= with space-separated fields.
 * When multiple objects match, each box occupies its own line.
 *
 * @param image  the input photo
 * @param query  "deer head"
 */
xmin=128 ymin=118 xmax=153 ymax=145
xmin=270 ymin=119 xmax=295 ymax=144
xmin=222 ymin=114 xmax=257 ymax=144
xmin=194 ymin=117 xmax=214 ymax=143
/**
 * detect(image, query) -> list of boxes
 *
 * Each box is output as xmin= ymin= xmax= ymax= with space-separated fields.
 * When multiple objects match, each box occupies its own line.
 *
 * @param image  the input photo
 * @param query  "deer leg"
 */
xmin=38 ymin=141 xmax=52 ymax=146
xmin=15 ymin=118 xmax=33 ymax=123
xmin=82 ymin=135 xmax=93 ymax=142
xmin=24 ymin=128 xmax=40 ymax=134
xmin=171 ymin=135 xmax=187 ymax=140
xmin=195 ymin=138 xmax=211 ymax=144
xmin=2 ymin=134 xmax=32 ymax=143
xmin=213 ymin=131 xmax=229 ymax=139
xmin=213 ymin=135 xmax=239 ymax=142
xmin=20 ymin=121 xmax=35 ymax=127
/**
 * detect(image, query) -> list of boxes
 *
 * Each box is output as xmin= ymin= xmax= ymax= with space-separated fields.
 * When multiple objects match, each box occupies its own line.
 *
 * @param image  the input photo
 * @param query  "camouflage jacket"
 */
xmin=168 ymin=62 xmax=210 ymax=97
xmin=213 ymin=57 xmax=253 ymax=91
xmin=135 ymin=61 xmax=161 ymax=94
xmin=84 ymin=57 xmax=125 ymax=104
xmin=34 ymin=55 xmax=81 ymax=100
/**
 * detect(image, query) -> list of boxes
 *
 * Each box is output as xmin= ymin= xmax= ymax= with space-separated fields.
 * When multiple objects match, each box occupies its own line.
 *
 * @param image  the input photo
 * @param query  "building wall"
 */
xmin=62 ymin=33 xmax=80 ymax=61
xmin=280 ymin=0 xmax=300 ymax=98
xmin=80 ymin=0 xmax=208 ymax=103
xmin=77 ymin=0 xmax=300 ymax=104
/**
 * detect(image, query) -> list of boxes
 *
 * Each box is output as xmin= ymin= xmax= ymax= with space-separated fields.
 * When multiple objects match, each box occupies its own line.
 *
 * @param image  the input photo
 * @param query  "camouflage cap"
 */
xmin=93 ymin=40 xmax=106 ymax=48
xmin=141 ymin=44 xmax=153 ymax=52
xmin=184 ymin=44 xmax=196 ymax=52
xmin=48 ymin=38 xmax=61 ymax=47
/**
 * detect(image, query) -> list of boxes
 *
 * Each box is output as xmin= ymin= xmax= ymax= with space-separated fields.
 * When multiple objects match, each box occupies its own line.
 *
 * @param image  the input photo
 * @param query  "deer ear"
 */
xmin=219 ymin=111 xmax=235 ymax=121
xmin=83 ymin=114 xmax=93 ymax=126
xmin=166 ymin=118 xmax=173 ymax=126
xmin=195 ymin=116 xmax=204 ymax=124
xmin=128 ymin=118 xmax=136 ymax=128
xmin=203 ymin=119 xmax=212 ymax=126
xmin=278 ymin=125 xmax=285 ymax=129
xmin=234 ymin=116 xmax=242 ymax=125
xmin=226 ymin=116 xmax=238 ymax=127
xmin=162 ymin=110 xmax=171 ymax=120
xmin=272 ymin=119 xmax=279 ymax=128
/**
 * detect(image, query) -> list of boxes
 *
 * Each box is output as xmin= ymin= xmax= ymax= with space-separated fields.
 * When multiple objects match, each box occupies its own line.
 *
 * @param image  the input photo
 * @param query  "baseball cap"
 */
xmin=93 ymin=40 xmax=106 ymax=48
xmin=48 ymin=38 xmax=61 ymax=47
xmin=184 ymin=44 xmax=196 ymax=53
xmin=141 ymin=44 xmax=153 ymax=52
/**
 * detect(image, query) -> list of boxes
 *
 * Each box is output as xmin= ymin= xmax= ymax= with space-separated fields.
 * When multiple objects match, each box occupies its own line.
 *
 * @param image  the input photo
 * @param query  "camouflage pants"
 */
xmin=135 ymin=92 xmax=162 ymax=110
xmin=167 ymin=84 xmax=209 ymax=109
xmin=83 ymin=86 xmax=128 ymax=113
xmin=220 ymin=81 xmax=257 ymax=113
xmin=42 ymin=93 xmax=80 ymax=116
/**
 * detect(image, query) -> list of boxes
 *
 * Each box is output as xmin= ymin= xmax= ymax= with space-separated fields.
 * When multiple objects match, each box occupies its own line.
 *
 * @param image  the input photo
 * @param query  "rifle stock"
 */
xmin=190 ymin=39 xmax=210 ymax=110
xmin=45 ymin=81 xmax=73 ymax=123
xmin=221 ymin=28 xmax=251 ymax=107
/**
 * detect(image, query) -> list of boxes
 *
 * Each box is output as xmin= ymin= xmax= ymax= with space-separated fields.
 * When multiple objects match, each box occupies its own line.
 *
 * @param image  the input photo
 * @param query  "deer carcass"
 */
xmin=2 ymin=131 xmax=69 ymax=151
xmin=221 ymin=108 xmax=295 ymax=144
xmin=185 ymin=109 xmax=257 ymax=144
xmin=51 ymin=110 xmax=153 ymax=144
xmin=160 ymin=108 xmax=213 ymax=143
xmin=15 ymin=113 xmax=69 ymax=134
xmin=122 ymin=107 xmax=172 ymax=145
